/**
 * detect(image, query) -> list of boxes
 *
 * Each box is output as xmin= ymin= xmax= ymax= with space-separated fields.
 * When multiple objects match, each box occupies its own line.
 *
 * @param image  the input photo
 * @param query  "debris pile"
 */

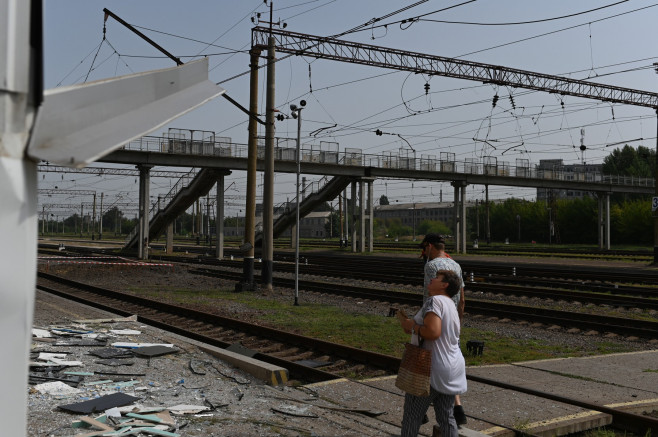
xmin=28 ymin=315 xmax=243 ymax=436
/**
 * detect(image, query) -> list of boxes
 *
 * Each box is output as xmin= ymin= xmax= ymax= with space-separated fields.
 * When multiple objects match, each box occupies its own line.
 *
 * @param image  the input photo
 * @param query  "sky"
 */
xmin=39 ymin=0 xmax=658 ymax=220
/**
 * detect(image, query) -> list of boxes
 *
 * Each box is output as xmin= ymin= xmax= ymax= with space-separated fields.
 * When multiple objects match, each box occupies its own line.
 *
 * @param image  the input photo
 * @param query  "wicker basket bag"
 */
xmin=395 ymin=342 xmax=431 ymax=397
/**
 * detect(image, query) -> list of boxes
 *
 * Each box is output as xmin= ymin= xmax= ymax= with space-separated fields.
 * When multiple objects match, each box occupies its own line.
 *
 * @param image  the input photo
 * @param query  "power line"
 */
xmin=418 ymin=0 xmax=630 ymax=26
xmin=455 ymin=3 xmax=658 ymax=59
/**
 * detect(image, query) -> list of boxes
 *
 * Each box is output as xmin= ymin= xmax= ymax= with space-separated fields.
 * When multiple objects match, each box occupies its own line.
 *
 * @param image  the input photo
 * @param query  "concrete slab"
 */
xmin=305 ymin=376 xmax=489 ymax=437
xmin=196 ymin=344 xmax=289 ymax=386
xmin=517 ymin=350 xmax=658 ymax=394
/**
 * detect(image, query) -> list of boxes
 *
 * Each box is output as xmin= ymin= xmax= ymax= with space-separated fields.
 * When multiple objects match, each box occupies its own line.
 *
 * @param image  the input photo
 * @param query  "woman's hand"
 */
xmin=400 ymin=317 xmax=414 ymax=334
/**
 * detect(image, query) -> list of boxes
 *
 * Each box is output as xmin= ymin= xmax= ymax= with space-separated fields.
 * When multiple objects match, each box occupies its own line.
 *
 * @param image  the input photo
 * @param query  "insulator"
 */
xmin=492 ymin=94 xmax=499 ymax=108
xmin=424 ymin=83 xmax=430 ymax=95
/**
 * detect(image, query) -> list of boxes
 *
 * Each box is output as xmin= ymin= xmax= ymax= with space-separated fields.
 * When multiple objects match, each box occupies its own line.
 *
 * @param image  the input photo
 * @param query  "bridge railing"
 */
xmin=120 ymin=135 xmax=655 ymax=188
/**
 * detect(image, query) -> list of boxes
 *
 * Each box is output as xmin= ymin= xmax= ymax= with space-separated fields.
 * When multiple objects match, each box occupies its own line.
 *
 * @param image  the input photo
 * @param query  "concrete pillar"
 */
xmin=165 ymin=222 xmax=174 ymax=254
xmin=598 ymin=195 xmax=604 ymax=249
xmin=605 ymin=193 xmax=611 ymax=250
xmin=368 ymin=180 xmax=374 ymax=252
xmin=452 ymin=182 xmax=460 ymax=253
xmin=461 ymin=184 xmax=467 ymax=254
xmin=351 ymin=181 xmax=357 ymax=253
xmin=343 ymin=188 xmax=349 ymax=244
xmin=484 ymin=185 xmax=491 ymax=244
xmin=138 ymin=165 xmax=151 ymax=260
xmin=359 ymin=180 xmax=366 ymax=253
xmin=216 ymin=176 xmax=225 ymax=259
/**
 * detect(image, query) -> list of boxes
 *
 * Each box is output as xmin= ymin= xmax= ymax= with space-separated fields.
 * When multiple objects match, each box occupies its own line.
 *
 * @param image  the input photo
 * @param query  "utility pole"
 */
xmin=237 ymin=48 xmax=260 ymax=292
xmin=80 ymin=203 xmax=84 ymax=237
xmin=262 ymin=2 xmax=276 ymax=292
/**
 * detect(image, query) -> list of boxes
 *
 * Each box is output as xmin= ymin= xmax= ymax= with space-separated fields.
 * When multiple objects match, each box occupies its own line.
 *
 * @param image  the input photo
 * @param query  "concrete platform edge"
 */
xmin=195 ymin=344 xmax=289 ymax=386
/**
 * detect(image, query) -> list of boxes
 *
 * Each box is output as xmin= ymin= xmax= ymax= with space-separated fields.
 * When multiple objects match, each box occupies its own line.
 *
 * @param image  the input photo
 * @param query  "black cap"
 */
xmin=418 ymin=233 xmax=444 ymax=248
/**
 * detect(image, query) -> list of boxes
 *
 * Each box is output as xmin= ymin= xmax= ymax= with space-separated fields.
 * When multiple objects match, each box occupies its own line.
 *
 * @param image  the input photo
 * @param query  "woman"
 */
xmin=399 ymin=269 xmax=467 ymax=437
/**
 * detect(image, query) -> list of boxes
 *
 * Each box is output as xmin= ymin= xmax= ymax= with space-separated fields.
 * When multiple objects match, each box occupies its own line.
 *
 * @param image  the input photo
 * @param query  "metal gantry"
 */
xmin=252 ymin=27 xmax=658 ymax=109
xmin=38 ymin=165 xmax=192 ymax=178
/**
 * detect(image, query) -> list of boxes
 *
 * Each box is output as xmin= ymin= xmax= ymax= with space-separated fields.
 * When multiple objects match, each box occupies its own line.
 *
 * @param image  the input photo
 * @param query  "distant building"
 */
xmin=536 ymin=159 xmax=603 ymax=201
xmin=226 ymin=203 xmax=331 ymax=239
xmin=375 ymin=201 xmax=461 ymax=231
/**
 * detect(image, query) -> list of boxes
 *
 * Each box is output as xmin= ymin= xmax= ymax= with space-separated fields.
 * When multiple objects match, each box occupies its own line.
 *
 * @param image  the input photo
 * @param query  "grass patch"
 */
xmin=125 ymin=285 xmax=646 ymax=364
xmin=459 ymin=327 xmax=581 ymax=365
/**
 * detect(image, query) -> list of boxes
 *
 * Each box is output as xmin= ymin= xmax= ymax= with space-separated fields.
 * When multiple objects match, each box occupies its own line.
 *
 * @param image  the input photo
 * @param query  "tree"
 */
xmin=611 ymin=199 xmax=652 ymax=245
xmin=102 ymin=206 xmax=123 ymax=233
xmin=602 ymin=145 xmax=655 ymax=178
xmin=554 ymin=197 xmax=597 ymax=244
xmin=417 ymin=219 xmax=450 ymax=236
xmin=379 ymin=195 xmax=390 ymax=205
xmin=383 ymin=218 xmax=412 ymax=238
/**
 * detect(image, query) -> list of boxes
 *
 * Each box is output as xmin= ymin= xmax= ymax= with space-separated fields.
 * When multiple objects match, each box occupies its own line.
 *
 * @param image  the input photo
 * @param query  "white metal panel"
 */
xmin=0 ymin=0 xmax=30 ymax=93
xmin=0 ymin=158 xmax=37 ymax=437
xmin=28 ymin=58 xmax=225 ymax=167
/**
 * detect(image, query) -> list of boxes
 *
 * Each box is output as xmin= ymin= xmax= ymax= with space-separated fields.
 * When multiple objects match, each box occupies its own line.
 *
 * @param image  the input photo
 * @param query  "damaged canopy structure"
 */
xmin=0 ymin=2 xmax=225 ymax=435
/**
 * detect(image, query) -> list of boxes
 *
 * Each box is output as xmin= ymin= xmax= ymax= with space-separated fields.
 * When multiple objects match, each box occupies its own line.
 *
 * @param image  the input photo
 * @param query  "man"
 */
xmin=419 ymin=233 xmax=467 ymax=426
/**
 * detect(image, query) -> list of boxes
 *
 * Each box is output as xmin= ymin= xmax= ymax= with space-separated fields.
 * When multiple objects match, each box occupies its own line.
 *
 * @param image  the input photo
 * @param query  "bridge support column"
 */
xmin=359 ymin=180 xmax=366 ymax=253
xmin=605 ymin=192 xmax=611 ymax=250
xmin=598 ymin=195 xmax=603 ymax=249
xmin=138 ymin=165 xmax=152 ymax=260
xmin=351 ymin=181 xmax=357 ymax=253
xmin=343 ymin=188 xmax=349 ymax=246
xmin=452 ymin=182 xmax=460 ymax=253
xmin=165 ymin=222 xmax=173 ymax=254
xmin=484 ymin=185 xmax=491 ymax=244
xmin=461 ymin=184 xmax=467 ymax=254
xmin=598 ymin=193 xmax=612 ymax=250
xmin=216 ymin=176 xmax=225 ymax=259
xmin=451 ymin=181 xmax=467 ymax=254
xmin=368 ymin=179 xmax=374 ymax=252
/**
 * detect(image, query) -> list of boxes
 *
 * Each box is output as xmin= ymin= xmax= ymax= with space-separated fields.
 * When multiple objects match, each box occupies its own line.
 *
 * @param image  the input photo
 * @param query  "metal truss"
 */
xmin=38 ymin=165 xmax=191 ymax=178
xmin=37 ymin=189 xmax=96 ymax=196
xmin=252 ymin=27 xmax=658 ymax=109
xmin=39 ymin=203 xmax=136 ymax=209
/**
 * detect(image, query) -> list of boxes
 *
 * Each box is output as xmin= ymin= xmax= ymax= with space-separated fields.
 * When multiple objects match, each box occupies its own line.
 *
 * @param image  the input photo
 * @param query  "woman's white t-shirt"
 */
xmin=413 ymin=294 xmax=467 ymax=395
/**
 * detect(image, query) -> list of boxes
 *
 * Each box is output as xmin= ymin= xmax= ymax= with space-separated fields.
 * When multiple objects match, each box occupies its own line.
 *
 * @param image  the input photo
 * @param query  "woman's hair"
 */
xmin=436 ymin=269 xmax=461 ymax=298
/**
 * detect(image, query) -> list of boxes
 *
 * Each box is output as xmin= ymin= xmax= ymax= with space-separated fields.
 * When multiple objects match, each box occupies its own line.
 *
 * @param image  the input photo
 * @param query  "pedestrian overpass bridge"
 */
xmin=100 ymin=134 xmax=654 ymax=256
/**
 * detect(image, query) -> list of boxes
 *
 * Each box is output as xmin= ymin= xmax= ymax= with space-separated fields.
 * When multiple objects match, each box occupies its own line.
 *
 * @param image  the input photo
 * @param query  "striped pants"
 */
xmin=400 ymin=387 xmax=458 ymax=437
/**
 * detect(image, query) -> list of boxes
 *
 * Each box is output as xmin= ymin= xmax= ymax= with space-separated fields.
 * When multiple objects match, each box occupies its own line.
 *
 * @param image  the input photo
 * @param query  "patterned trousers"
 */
xmin=400 ymin=387 xmax=458 ymax=437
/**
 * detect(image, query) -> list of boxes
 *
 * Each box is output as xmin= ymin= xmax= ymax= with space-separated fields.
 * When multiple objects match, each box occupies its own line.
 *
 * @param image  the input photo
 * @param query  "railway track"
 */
xmin=154 ymin=252 xmax=658 ymax=305
xmin=39 ymin=239 xmax=653 ymax=262
xmin=189 ymin=267 xmax=658 ymax=340
xmin=36 ymin=272 xmax=399 ymax=384
xmin=35 ymin=269 xmax=658 ymax=434
xmin=37 ymin=248 xmax=658 ymax=337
